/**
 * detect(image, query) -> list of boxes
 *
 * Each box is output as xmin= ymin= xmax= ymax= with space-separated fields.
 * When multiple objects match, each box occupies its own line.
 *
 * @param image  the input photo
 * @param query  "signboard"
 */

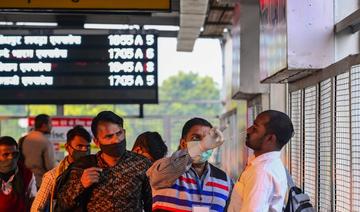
xmin=0 ymin=0 xmax=170 ymax=11
xmin=0 ymin=32 xmax=158 ymax=104
xmin=259 ymin=0 xmax=287 ymax=81
xmin=28 ymin=117 xmax=92 ymax=142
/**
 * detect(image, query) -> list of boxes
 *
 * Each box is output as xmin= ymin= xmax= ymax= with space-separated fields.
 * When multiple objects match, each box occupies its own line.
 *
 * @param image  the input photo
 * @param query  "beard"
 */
xmin=246 ymin=134 xmax=265 ymax=151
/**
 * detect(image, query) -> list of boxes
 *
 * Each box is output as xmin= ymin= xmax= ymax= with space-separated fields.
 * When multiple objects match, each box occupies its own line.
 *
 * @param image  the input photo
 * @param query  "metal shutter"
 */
xmin=335 ymin=72 xmax=351 ymax=211
xmin=290 ymin=90 xmax=303 ymax=187
xmin=304 ymin=86 xmax=318 ymax=207
xmin=351 ymin=65 xmax=360 ymax=211
xmin=318 ymin=79 xmax=333 ymax=211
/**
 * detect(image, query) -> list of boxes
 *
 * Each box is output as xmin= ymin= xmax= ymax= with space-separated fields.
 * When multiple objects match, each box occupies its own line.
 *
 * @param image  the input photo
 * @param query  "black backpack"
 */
xmin=52 ymin=155 xmax=98 ymax=212
xmin=283 ymin=169 xmax=315 ymax=212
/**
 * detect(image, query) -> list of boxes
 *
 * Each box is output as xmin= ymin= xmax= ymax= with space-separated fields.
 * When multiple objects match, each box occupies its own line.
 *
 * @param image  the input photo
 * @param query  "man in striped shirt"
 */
xmin=147 ymin=117 xmax=233 ymax=212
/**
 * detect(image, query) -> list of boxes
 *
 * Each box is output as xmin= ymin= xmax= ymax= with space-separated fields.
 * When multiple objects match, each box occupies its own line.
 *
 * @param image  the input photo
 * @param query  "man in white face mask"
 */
xmin=147 ymin=117 xmax=233 ymax=212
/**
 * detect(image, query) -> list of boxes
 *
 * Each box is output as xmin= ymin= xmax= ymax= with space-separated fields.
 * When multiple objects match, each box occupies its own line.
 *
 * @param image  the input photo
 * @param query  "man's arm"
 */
xmin=44 ymin=141 xmax=56 ymax=171
xmin=30 ymin=170 xmax=55 ymax=212
xmin=147 ymin=127 xmax=225 ymax=190
xmin=146 ymin=149 xmax=192 ymax=189
xmin=56 ymin=168 xmax=87 ymax=210
xmin=56 ymin=166 xmax=102 ymax=210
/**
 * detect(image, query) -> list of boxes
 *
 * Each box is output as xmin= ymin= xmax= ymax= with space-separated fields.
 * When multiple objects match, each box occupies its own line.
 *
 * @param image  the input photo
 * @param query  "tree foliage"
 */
xmin=145 ymin=71 xmax=220 ymax=116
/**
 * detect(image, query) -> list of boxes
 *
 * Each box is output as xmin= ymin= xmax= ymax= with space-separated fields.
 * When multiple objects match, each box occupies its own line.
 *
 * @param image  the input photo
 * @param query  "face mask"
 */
xmin=0 ymin=156 xmax=18 ymax=174
xmin=100 ymin=139 xmax=126 ymax=158
xmin=71 ymin=149 xmax=90 ymax=161
xmin=187 ymin=141 xmax=213 ymax=164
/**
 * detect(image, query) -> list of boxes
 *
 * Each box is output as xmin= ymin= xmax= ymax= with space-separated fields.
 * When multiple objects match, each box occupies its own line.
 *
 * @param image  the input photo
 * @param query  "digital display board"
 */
xmin=0 ymin=32 xmax=158 ymax=104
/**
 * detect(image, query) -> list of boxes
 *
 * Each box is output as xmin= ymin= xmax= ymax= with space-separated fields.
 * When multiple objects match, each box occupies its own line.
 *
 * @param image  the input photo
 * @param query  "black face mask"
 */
xmin=68 ymin=144 xmax=90 ymax=161
xmin=100 ymin=139 xmax=126 ymax=158
xmin=71 ymin=149 xmax=90 ymax=161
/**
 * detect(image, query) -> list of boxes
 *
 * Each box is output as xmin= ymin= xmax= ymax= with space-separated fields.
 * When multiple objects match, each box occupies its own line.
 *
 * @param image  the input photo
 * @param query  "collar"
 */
xmin=190 ymin=161 xmax=210 ymax=181
xmin=1 ymin=167 xmax=18 ymax=195
xmin=248 ymin=151 xmax=281 ymax=166
xmin=96 ymin=151 xmax=128 ymax=168
xmin=56 ymin=156 xmax=71 ymax=178
xmin=0 ymin=166 xmax=18 ymax=183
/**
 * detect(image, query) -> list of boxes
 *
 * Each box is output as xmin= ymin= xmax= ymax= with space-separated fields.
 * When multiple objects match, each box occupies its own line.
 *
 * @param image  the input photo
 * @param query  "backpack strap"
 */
xmin=285 ymin=168 xmax=296 ymax=188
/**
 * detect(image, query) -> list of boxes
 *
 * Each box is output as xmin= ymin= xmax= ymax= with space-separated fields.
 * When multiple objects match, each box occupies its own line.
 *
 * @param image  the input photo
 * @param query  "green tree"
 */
xmin=145 ymin=71 xmax=220 ymax=116
xmin=28 ymin=105 xmax=56 ymax=115
xmin=64 ymin=104 xmax=121 ymax=116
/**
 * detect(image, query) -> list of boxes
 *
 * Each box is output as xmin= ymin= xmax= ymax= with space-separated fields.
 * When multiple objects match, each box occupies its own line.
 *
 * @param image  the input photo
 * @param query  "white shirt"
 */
xmin=228 ymin=151 xmax=287 ymax=212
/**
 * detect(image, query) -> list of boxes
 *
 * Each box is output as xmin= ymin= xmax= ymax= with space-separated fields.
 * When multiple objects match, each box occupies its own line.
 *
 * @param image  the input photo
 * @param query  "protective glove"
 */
xmin=188 ymin=127 xmax=224 ymax=158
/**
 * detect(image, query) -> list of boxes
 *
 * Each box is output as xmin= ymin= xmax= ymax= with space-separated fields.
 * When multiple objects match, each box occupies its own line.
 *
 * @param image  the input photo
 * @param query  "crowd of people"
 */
xmin=0 ymin=109 xmax=294 ymax=212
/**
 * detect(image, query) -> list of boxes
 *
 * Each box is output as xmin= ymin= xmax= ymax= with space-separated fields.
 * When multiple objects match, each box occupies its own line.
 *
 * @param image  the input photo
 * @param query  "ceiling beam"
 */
xmin=0 ymin=28 xmax=178 ymax=37
xmin=0 ymin=13 xmax=179 ymax=26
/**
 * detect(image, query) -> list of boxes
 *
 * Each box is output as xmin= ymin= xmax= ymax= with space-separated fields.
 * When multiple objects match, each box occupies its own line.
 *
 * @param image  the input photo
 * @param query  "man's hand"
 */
xmin=188 ymin=126 xmax=225 ymax=158
xmin=199 ymin=127 xmax=225 ymax=151
xmin=80 ymin=167 xmax=102 ymax=188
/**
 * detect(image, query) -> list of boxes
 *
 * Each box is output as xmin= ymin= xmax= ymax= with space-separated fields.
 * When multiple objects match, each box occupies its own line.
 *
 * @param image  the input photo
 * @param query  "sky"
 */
xmin=157 ymin=38 xmax=223 ymax=88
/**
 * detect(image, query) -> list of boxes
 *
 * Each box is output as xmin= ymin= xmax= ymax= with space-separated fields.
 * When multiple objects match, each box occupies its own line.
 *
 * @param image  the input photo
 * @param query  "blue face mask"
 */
xmin=187 ymin=141 xmax=213 ymax=164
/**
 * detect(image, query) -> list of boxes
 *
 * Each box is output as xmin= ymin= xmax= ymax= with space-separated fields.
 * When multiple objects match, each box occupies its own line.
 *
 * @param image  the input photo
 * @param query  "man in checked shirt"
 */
xmin=56 ymin=111 xmax=152 ymax=212
xmin=31 ymin=125 xmax=91 ymax=212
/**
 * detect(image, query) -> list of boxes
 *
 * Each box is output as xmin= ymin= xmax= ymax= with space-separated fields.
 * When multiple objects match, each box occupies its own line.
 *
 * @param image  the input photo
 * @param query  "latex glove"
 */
xmin=200 ymin=127 xmax=225 ymax=150
xmin=188 ymin=127 xmax=224 ymax=158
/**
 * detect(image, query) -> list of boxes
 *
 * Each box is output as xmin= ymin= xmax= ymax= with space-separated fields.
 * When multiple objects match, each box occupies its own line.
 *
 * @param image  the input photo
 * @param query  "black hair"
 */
xmin=67 ymin=125 xmax=92 ymax=144
xmin=132 ymin=131 xmax=168 ymax=161
xmin=91 ymin=111 xmax=124 ymax=138
xmin=34 ymin=114 xmax=50 ymax=130
xmin=0 ymin=136 xmax=18 ymax=148
xmin=260 ymin=110 xmax=294 ymax=149
xmin=181 ymin=117 xmax=212 ymax=139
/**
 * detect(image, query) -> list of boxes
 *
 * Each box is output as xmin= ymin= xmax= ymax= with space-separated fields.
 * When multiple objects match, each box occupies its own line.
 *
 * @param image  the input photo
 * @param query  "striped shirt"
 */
xmin=147 ymin=149 xmax=233 ymax=212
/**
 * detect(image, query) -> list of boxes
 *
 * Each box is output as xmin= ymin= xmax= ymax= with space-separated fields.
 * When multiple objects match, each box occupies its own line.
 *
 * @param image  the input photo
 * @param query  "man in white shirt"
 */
xmin=228 ymin=110 xmax=294 ymax=212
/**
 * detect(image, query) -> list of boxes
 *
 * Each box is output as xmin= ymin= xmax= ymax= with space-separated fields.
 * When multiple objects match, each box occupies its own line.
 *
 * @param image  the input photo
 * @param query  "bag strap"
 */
xmin=285 ymin=168 xmax=296 ymax=188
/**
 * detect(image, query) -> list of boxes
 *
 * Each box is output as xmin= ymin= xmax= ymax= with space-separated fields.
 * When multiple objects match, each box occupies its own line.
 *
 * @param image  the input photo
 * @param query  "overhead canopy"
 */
xmin=0 ymin=0 xmax=235 ymax=52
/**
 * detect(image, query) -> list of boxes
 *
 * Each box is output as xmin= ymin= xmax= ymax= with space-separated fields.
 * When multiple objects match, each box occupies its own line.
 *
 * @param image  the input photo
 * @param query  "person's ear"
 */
xmin=64 ymin=143 xmax=69 ymax=152
xmin=266 ymin=134 xmax=277 ymax=147
xmin=133 ymin=146 xmax=142 ymax=154
xmin=180 ymin=138 xmax=187 ymax=149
